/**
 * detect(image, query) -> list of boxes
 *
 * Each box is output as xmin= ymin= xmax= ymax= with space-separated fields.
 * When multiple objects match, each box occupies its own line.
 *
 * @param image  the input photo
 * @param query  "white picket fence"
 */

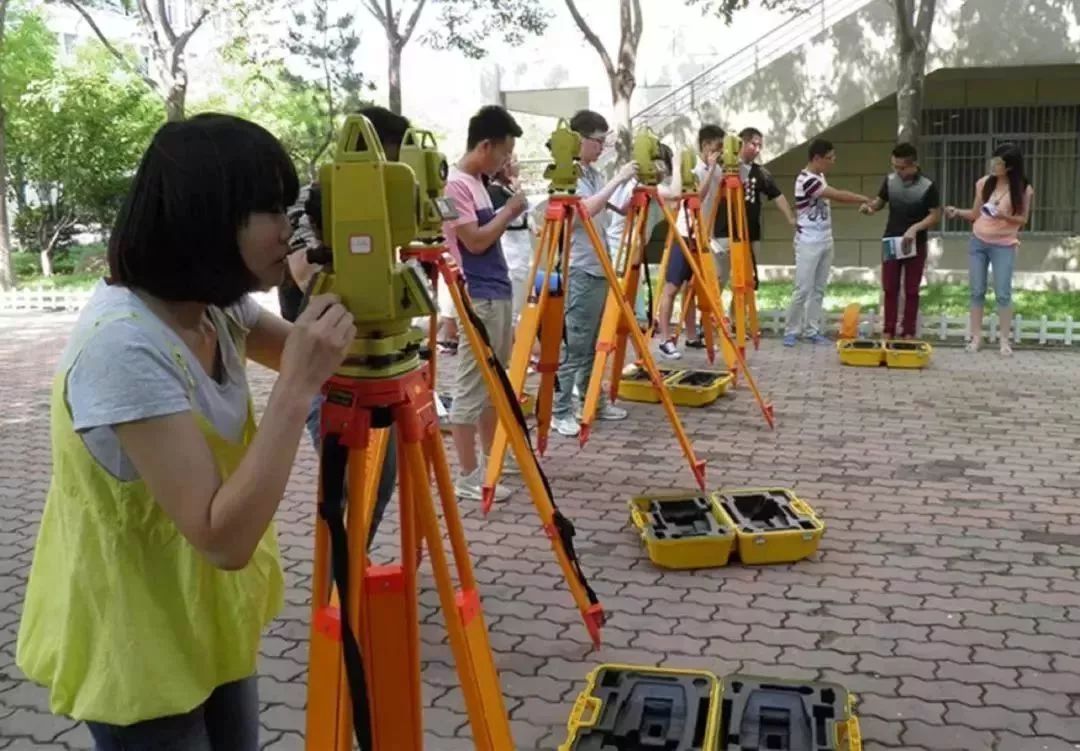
xmin=3 ymin=289 xmax=1078 ymax=347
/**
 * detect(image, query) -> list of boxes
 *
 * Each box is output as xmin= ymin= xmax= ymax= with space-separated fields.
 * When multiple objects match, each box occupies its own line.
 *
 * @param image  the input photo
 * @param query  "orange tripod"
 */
xmin=717 ymin=157 xmax=762 ymax=357
xmin=408 ymin=244 xmax=605 ymax=645
xmin=583 ymin=184 xmax=775 ymax=432
xmin=305 ymin=366 xmax=513 ymax=751
xmin=484 ymin=194 xmax=707 ymax=495
xmin=305 ymin=245 xmax=606 ymax=751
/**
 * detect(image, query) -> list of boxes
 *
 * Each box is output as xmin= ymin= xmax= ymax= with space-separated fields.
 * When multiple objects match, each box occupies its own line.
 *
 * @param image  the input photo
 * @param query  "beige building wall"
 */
xmin=755 ymin=65 xmax=1080 ymax=286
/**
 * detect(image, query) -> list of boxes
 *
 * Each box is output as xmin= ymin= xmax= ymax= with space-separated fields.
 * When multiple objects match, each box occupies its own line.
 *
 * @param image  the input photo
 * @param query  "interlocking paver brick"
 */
xmin=994 ymin=732 xmax=1080 ymax=751
xmin=3 ymin=312 xmax=1080 ymax=749
xmin=897 ymin=677 xmax=982 ymax=705
xmin=902 ymin=720 xmax=996 ymax=750
xmin=1034 ymin=712 xmax=1080 ymax=742
xmin=945 ymin=702 xmax=1034 ymax=734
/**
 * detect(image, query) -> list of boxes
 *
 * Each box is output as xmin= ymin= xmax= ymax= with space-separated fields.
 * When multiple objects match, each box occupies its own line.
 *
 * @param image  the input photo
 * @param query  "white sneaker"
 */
xmin=454 ymin=465 xmax=511 ymax=503
xmin=553 ymin=416 xmax=580 ymax=437
xmin=597 ymin=403 xmax=628 ymax=421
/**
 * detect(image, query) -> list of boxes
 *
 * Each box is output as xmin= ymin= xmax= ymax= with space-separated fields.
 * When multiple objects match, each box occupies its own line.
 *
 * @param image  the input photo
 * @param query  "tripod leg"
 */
xmin=442 ymin=262 xmax=606 ymax=645
xmin=404 ymin=435 xmax=515 ymax=751
xmin=608 ymin=204 xmax=649 ymax=404
xmin=534 ymin=218 xmax=570 ymax=456
xmin=483 ymin=224 xmax=554 ymax=497
xmin=607 ymin=259 xmax=641 ymax=404
xmin=305 ymin=455 xmax=349 ymax=751
xmin=578 ymin=209 xmax=707 ymax=490
xmin=351 ymin=432 xmax=423 ymax=751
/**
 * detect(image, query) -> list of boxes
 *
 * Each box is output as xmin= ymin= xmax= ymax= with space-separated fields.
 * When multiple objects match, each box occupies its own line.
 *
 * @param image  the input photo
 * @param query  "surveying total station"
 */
xmin=303 ymin=114 xmax=603 ymax=751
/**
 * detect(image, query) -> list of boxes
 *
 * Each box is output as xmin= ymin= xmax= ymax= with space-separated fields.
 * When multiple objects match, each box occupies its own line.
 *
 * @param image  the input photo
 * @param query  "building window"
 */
xmin=921 ymin=105 xmax=1080 ymax=235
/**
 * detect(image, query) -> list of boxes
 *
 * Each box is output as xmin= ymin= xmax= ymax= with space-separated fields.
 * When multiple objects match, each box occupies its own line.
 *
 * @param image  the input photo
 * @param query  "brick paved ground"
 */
xmin=2 ymin=309 xmax=1080 ymax=750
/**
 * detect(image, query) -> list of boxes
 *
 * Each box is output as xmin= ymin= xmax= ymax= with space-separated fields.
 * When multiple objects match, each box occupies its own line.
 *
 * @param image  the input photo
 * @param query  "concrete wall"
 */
xmin=754 ymin=65 xmax=1080 ymax=287
xmin=687 ymin=0 xmax=1080 ymax=162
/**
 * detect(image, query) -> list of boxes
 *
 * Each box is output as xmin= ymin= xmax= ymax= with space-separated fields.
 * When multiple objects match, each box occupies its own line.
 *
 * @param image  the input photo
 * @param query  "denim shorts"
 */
xmin=969 ymin=236 xmax=1017 ymax=308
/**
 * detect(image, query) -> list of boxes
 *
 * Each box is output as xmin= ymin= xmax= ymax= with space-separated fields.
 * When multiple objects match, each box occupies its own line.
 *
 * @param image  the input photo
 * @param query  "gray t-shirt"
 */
xmin=569 ymin=164 xmax=611 ymax=277
xmin=63 ymin=281 xmax=264 ymax=481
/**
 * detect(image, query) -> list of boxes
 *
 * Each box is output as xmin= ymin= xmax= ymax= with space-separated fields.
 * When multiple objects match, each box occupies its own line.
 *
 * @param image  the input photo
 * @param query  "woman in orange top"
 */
xmin=945 ymin=143 xmax=1034 ymax=356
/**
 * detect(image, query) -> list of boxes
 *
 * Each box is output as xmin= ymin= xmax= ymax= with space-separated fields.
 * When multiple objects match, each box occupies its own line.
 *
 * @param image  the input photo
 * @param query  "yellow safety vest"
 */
xmin=16 ymin=309 xmax=285 ymax=725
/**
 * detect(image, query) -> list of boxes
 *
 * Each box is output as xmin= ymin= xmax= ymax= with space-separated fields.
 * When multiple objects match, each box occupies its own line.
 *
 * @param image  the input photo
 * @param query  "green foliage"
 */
xmin=420 ymin=0 xmax=553 ymax=58
xmin=6 ymin=46 xmax=162 ymax=256
xmin=682 ymin=0 xmax=802 ymax=24
xmin=13 ymin=243 xmax=105 ymax=288
xmin=199 ymin=0 xmax=374 ymax=180
xmin=0 ymin=5 xmax=56 ymax=107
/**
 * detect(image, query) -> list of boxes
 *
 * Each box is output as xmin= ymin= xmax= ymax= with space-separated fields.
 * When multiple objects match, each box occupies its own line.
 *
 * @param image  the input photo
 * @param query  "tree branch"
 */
xmin=630 ymin=0 xmax=643 ymax=49
xmin=135 ymin=0 xmax=165 ymax=55
xmin=894 ymin=0 xmax=914 ymax=48
xmin=171 ymin=8 xmax=209 ymax=74
xmin=62 ymin=0 xmax=161 ymax=92
xmin=914 ymin=0 xmax=936 ymax=41
xmin=564 ymin=0 xmax=615 ymax=80
xmin=401 ymin=0 xmax=427 ymax=46
xmin=361 ymin=0 xmax=386 ymax=25
xmin=156 ymin=0 xmax=176 ymax=45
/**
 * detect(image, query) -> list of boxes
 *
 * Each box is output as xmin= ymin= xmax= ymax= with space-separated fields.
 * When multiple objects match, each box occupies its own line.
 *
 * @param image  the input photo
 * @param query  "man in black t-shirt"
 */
xmin=859 ymin=142 xmax=941 ymax=339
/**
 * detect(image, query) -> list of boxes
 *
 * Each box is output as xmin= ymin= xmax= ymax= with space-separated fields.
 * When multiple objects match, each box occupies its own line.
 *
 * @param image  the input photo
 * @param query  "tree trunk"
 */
xmin=894 ymin=0 xmax=937 ymax=149
xmin=0 ymin=107 xmax=12 ymax=291
xmin=388 ymin=41 xmax=403 ymax=114
xmin=39 ymin=248 xmax=52 ymax=277
xmin=0 ymin=0 xmax=11 ymax=290
xmin=895 ymin=44 xmax=927 ymax=147
xmin=612 ymin=80 xmax=633 ymax=164
xmin=165 ymin=82 xmax=186 ymax=121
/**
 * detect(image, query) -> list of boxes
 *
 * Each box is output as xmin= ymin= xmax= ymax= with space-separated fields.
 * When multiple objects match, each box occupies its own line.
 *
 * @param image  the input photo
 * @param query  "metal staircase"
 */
xmin=631 ymin=0 xmax=875 ymax=135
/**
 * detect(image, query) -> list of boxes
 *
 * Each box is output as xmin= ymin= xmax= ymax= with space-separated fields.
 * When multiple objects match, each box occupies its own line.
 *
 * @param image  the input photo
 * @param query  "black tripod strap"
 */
xmin=319 ymin=434 xmax=374 ymax=750
xmin=453 ymin=276 xmax=600 ymax=607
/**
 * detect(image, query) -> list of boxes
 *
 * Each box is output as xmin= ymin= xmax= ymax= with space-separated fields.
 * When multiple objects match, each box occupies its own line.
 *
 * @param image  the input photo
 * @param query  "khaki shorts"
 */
xmin=450 ymin=298 xmax=513 ymax=425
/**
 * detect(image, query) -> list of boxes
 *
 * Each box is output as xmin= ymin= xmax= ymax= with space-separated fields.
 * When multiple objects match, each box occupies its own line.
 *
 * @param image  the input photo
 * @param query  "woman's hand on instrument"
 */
xmin=280 ymin=294 xmax=355 ymax=396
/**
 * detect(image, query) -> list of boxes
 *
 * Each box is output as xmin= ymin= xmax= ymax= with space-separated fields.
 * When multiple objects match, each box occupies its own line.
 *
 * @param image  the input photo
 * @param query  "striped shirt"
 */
xmin=794 ymin=169 xmax=831 ymax=244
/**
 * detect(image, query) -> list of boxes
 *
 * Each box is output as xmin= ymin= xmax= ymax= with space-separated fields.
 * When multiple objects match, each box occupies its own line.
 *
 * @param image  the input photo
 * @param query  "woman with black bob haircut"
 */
xmin=16 ymin=113 xmax=355 ymax=750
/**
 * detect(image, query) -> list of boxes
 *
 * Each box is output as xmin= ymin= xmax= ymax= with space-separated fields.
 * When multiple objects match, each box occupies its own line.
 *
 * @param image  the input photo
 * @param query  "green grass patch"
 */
xmin=756 ymin=281 xmax=1080 ymax=320
xmin=13 ymin=244 xmax=105 ymax=290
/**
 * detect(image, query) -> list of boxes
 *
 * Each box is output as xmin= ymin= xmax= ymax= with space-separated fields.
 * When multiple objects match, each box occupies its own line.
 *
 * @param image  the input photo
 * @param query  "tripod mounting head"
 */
xmin=722 ymin=133 xmax=743 ymax=174
xmin=312 ymin=114 xmax=436 ymax=379
xmin=543 ymin=118 xmax=582 ymax=194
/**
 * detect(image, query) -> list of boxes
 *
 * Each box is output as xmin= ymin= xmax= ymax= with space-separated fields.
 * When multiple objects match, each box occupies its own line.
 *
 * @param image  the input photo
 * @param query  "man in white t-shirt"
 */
xmin=783 ymin=138 xmax=870 ymax=346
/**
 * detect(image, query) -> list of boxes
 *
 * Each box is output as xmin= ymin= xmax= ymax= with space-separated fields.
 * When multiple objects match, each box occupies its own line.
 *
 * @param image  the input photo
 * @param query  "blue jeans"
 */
xmin=308 ymin=394 xmax=397 ymax=549
xmin=86 ymin=676 xmax=258 ymax=750
xmin=969 ymin=236 xmax=1016 ymax=308
xmin=554 ymin=269 xmax=611 ymax=419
